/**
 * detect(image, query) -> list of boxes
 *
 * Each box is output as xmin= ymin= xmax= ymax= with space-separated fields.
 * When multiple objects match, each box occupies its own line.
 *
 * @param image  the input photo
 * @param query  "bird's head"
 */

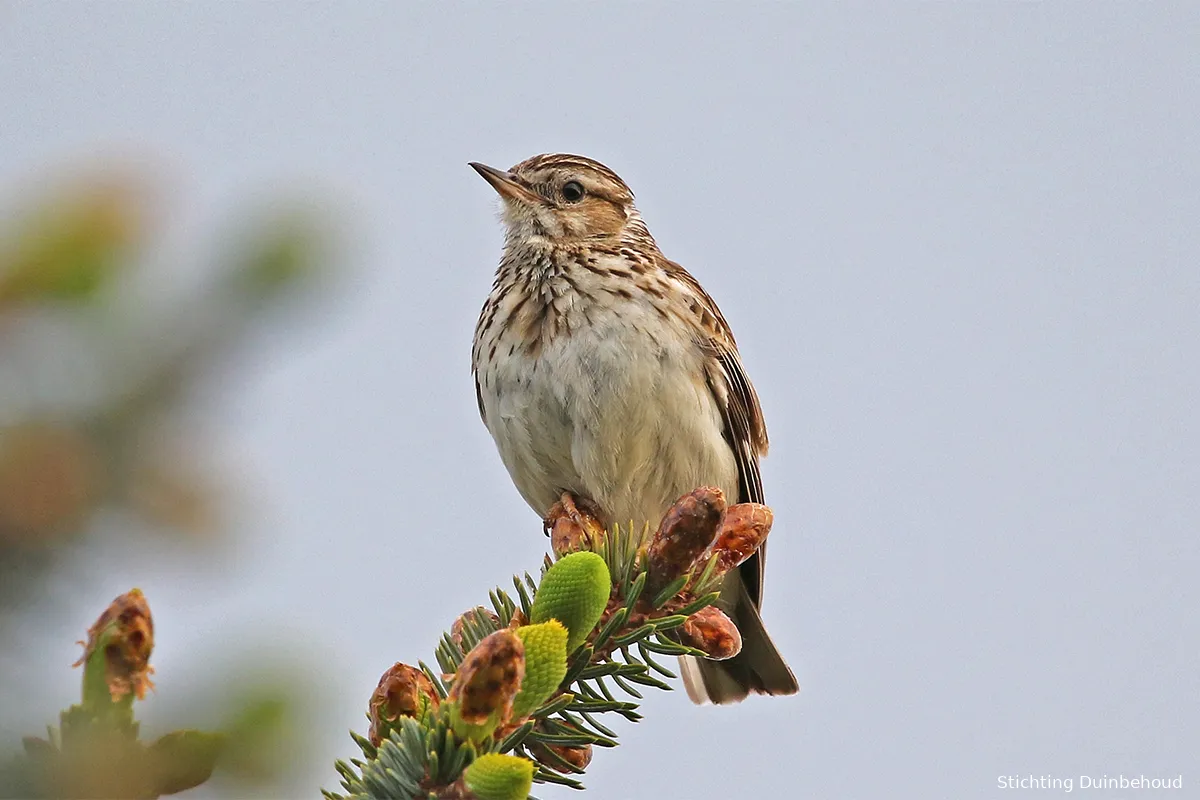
xmin=470 ymin=153 xmax=640 ymax=245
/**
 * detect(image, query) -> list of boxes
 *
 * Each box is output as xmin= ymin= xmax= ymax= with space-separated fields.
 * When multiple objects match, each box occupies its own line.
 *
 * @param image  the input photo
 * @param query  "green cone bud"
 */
xmin=463 ymin=753 xmax=535 ymax=800
xmin=530 ymin=551 xmax=611 ymax=652
xmin=509 ymin=621 xmax=568 ymax=721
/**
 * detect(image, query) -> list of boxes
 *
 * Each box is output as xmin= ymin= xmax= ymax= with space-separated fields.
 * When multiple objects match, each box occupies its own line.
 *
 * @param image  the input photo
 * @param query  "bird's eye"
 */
xmin=561 ymin=180 xmax=585 ymax=203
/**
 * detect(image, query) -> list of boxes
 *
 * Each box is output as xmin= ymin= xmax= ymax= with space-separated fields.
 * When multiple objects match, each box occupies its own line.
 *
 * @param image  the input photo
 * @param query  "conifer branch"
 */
xmin=328 ymin=487 xmax=773 ymax=799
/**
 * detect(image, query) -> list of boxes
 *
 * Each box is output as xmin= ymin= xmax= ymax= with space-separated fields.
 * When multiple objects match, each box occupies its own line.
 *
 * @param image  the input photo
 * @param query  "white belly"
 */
xmin=477 ymin=305 xmax=738 ymax=528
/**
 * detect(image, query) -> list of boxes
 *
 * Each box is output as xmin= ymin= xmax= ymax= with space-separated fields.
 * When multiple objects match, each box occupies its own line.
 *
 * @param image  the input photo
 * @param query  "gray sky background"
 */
xmin=2 ymin=4 xmax=1197 ymax=798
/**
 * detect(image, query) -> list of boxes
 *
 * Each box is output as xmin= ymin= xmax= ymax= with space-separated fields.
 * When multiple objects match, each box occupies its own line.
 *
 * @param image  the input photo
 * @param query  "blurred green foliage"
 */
xmin=0 ymin=172 xmax=327 ymax=602
xmin=0 ymin=169 xmax=335 ymax=797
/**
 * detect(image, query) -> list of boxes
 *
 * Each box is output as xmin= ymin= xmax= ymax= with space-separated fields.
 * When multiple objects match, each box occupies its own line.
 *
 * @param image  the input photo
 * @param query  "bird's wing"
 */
xmin=474 ymin=372 xmax=487 ymax=426
xmin=712 ymin=344 xmax=769 ymax=504
xmin=472 ymin=287 xmax=502 ymax=427
xmin=664 ymin=260 xmax=770 ymax=606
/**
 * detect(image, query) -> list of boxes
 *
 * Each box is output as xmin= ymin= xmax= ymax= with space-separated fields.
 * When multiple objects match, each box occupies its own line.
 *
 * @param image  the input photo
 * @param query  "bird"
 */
xmin=469 ymin=153 xmax=797 ymax=704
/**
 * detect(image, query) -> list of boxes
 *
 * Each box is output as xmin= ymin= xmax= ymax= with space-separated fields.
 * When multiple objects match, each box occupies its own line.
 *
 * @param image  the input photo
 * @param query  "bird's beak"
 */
xmin=469 ymin=162 xmax=541 ymax=204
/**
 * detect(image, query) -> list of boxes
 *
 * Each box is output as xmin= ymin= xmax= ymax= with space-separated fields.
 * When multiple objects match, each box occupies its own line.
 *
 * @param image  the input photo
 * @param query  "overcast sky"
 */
xmin=2 ymin=4 xmax=1197 ymax=798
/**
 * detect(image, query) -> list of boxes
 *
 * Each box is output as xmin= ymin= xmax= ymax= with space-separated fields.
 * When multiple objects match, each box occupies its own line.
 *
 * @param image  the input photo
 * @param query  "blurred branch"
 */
xmin=0 ymin=173 xmax=330 ymax=612
xmin=0 ymin=167 xmax=335 ymax=798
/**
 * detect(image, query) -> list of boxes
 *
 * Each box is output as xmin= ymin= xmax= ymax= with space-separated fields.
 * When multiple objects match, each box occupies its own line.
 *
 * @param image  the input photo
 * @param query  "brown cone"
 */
xmin=646 ymin=487 xmax=725 ymax=594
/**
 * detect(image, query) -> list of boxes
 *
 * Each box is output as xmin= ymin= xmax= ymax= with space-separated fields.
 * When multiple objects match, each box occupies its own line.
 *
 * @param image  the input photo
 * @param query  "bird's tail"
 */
xmin=679 ymin=569 xmax=798 ymax=704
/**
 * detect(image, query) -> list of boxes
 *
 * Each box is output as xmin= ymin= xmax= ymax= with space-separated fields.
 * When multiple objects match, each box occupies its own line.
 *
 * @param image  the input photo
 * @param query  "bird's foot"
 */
xmin=544 ymin=492 xmax=608 ymax=556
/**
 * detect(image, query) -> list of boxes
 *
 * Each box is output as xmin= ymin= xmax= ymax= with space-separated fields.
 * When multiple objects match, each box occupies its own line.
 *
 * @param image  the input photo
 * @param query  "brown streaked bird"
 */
xmin=469 ymin=153 xmax=797 ymax=704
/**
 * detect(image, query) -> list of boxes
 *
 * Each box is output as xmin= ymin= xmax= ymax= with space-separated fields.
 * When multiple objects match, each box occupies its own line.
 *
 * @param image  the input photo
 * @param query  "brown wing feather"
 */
xmin=474 ymin=373 xmax=487 ymax=425
xmin=708 ymin=345 xmax=768 ymax=607
xmin=664 ymin=260 xmax=770 ymax=606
